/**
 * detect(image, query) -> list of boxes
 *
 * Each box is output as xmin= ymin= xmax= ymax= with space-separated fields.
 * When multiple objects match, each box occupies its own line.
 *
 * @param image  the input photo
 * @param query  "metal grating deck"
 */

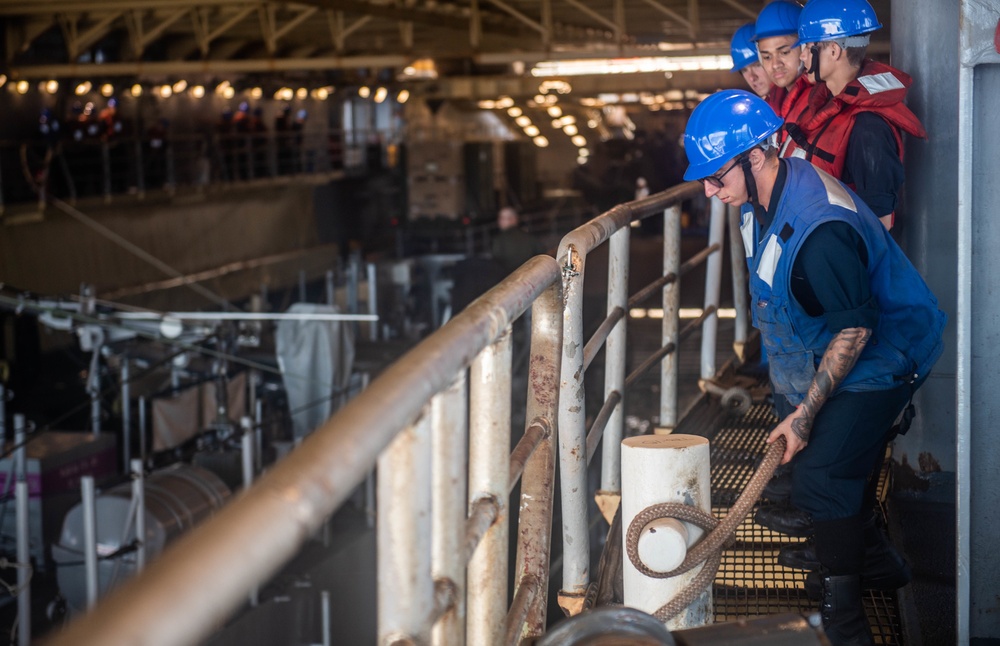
xmin=709 ymin=402 xmax=904 ymax=644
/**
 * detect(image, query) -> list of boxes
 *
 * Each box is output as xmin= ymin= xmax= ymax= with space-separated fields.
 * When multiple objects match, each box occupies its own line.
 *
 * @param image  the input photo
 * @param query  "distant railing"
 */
xmin=45 ymin=183 xmax=749 ymax=645
xmin=0 ymin=128 xmax=400 ymax=213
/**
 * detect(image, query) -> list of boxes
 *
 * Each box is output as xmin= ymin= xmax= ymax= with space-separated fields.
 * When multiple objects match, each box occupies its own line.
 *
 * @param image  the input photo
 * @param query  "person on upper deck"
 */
xmin=753 ymin=1 xmax=812 ymax=125
xmin=731 ymin=22 xmax=772 ymax=99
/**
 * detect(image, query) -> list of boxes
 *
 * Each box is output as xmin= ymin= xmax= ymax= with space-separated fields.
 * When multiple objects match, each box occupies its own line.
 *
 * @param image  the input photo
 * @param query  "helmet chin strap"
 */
xmin=739 ymin=153 xmax=765 ymax=222
xmin=808 ymin=44 xmax=822 ymax=81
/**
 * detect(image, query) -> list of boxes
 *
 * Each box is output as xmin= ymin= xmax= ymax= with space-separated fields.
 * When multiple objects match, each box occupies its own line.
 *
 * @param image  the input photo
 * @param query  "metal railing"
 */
xmin=46 ymin=183 xmax=749 ymax=645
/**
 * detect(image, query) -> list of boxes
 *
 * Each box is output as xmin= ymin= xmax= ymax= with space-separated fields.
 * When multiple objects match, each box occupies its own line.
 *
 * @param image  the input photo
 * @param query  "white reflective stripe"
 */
xmin=857 ymin=72 xmax=905 ymax=95
xmin=789 ymin=147 xmax=807 ymax=160
xmin=740 ymin=211 xmax=754 ymax=258
xmin=815 ymin=167 xmax=857 ymax=212
xmin=756 ymin=234 xmax=782 ymax=288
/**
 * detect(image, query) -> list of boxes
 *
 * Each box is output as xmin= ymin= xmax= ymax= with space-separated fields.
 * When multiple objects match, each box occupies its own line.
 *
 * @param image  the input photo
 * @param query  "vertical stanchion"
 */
xmin=89 ymin=346 xmax=102 ymax=436
xmin=81 ymin=475 xmax=99 ymax=609
xmin=298 ymin=269 xmax=307 ymax=303
xmin=254 ymin=399 xmax=264 ymax=473
xmin=467 ymin=330 xmax=512 ymax=645
xmin=660 ymin=205 xmax=682 ymax=432
xmin=121 ymin=358 xmax=131 ymax=472
xmin=326 ymin=270 xmax=336 ymax=306
xmin=367 ymin=262 xmax=378 ymax=341
xmin=14 ymin=413 xmax=30 ymax=646
xmin=510 ymin=280 xmax=562 ymax=641
xmin=556 ymin=244 xmax=589 ymax=615
xmin=700 ymin=197 xmax=726 ymax=380
xmin=727 ymin=204 xmax=750 ymax=358
xmin=599 ymin=224 xmax=630 ymax=514
xmin=131 ymin=459 xmax=146 ymax=572
xmin=377 ymin=409 xmax=433 ymax=644
xmin=431 ymin=374 xmax=468 ymax=646
xmin=16 ymin=480 xmax=30 ymax=646
xmin=241 ymin=417 xmax=254 ymax=490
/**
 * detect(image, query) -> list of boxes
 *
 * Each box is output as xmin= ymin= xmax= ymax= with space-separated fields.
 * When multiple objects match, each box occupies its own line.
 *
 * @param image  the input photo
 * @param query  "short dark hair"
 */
xmin=844 ymin=45 xmax=866 ymax=68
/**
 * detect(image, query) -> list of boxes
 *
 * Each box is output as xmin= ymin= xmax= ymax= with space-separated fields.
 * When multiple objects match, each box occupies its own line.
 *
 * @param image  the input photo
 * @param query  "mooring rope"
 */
xmin=624 ymin=436 xmax=786 ymax=622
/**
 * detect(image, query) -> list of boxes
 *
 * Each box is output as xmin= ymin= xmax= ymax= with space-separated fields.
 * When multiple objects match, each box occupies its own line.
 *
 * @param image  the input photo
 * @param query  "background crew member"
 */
xmin=682 ymin=90 xmax=946 ymax=645
xmin=753 ymin=0 xmax=811 ymax=123
xmin=731 ymin=22 xmax=772 ymax=98
xmin=785 ymin=0 xmax=925 ymax=230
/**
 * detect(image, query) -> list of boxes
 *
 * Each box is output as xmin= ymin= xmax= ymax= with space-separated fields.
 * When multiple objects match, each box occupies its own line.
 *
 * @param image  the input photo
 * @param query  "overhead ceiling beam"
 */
xmin=58 ymin=12 xmax=122 ymax=60
xmin=635 ymin=0 xmax=690 ymax=31
xmin=716 ymin=0 xmax=758 ymax=21
xmin=9 ymin=54 xmax=409 ymax=77
xmin=479 ymin=0 xmax=547 ymax=35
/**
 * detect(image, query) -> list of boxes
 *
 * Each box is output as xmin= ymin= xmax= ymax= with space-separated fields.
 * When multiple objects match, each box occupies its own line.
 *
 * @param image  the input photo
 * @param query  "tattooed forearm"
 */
xmin=791 ymin=327 xmax=872 ymax=442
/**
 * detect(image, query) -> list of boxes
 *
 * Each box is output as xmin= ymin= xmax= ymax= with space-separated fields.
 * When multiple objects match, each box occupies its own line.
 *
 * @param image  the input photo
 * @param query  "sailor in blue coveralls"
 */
xmin=682 ymin=90 xmax=946 ymax=646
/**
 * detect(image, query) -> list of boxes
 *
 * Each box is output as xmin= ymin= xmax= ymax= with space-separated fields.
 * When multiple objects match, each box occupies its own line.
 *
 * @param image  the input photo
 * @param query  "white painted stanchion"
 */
xmin=621 ymin=434 xmax=712 ymax=630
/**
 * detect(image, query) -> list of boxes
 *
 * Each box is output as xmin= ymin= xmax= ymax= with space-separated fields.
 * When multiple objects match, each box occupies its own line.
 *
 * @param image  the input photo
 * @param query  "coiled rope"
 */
xmin=624 ymin=436 xmax=786 ymax=622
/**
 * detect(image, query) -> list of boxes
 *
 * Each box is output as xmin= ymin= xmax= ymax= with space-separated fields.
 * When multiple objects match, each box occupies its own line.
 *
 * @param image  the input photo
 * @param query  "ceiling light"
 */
xmin=477 ymin=100 xmax=496 ymax=109
xmin=172 ymin=80 xmax=187 ymax=94
xmin=359 ymin=86 xmax=371 ymax=98
xmin=532 ymin=136 xmax=549 ymax=148
xmin=250 ymin=87 xmax=263 ymax=100
xmin=159 ymin=85 xmax=173 ymax=98
xmin=561 ymin=115 xmax=576 ymax=125
xmin=191 ymin=85 xmax=205 ymax=98
xmin=222 ymin=86 xmax=235 ymax=99
xmin=100 ymin=83 xmax=114 ymax=97
xmin=45 ymin=80 xmax=59 ymax=94
xmin=571 ymin=135 xmax=587 ymax=147
xmin=563 ymin=125 xmax=579 ymax=136
xmin=296 ymin=87 xmax=308 ymax=99
xmin=374 ymin=87 xmax=388 ymax=103
xmin=546 ymin=106 xmax=562 ymax=118
xmin=0 ymin=75 xmax=6 ymax=89
xmin=578 ymin=148 xmax=590 ymax=157
xmin=215 ymin=81 xmax=231 ymax=95
xmin=15 ymin=80 xmax=29 ymax=94
xmin=533 ymin=94 xmax=546 ymax=104
xmin=515 ymin=116 xmax=531 ymax=128
xmin=524 ymin=125 xmax=540 ymax=137
xmin=131 ymin=84 xmax=143 ymax=97
xmin=496 ymin=96 xmax=514 ymax=109
xmin=75 ymin=81 xmax=92 ymax=96
xmin=397 ymin=89 xmax=410 ymax=103
xmin=577 ymin=156 xmax=588 ymax=165
xmin=531 ymin=55 xmax=733 ymax=77
xmin=507 ymin=107 xmax=522 ymax=117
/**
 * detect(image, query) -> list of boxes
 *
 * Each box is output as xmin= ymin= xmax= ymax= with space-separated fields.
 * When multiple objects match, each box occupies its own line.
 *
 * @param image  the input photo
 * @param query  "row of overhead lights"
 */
xmin=480 ymin=95 xmax=593 ymax=162
xmin=2 ymin=75 xmax=409 ymax=104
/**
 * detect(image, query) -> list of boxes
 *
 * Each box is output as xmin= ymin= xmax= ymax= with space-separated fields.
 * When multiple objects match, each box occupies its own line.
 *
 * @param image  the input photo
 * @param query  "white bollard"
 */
xmin=622 ymin=434 xmax=712 ymax=630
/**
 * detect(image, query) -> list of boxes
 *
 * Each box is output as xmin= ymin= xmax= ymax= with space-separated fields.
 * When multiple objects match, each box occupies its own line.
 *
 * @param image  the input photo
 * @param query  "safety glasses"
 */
xmin=699 ymin=157 xmax=742 ymax=189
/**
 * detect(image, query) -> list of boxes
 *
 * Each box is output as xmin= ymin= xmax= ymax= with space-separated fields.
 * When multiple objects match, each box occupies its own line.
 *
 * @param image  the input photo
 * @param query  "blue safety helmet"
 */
xmin=730 ymin=23 xmax=759 ymax=72
xmin=752 ymin=0 xmax=803 ymax=41
xmin=682 ymin=90 xmax=783 ymax=181
xmin=797 ymin=0 xmax=882 ymax=44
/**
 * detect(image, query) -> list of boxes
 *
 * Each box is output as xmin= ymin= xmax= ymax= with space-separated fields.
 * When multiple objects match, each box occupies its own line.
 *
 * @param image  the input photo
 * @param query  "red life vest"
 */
xmin=780 ymin=60 xmax=927 ymax=181
xmin=767 ymin=75 xmax=813 ymax=146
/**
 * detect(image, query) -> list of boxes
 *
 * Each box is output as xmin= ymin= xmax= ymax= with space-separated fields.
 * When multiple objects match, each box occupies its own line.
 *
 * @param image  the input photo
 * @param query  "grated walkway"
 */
xmin=709 ymin=402 xmax=903 ymax=644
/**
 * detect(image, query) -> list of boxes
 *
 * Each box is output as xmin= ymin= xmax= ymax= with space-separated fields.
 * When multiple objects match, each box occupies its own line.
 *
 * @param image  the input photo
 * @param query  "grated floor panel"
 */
xmin=709 ymin=402 xmax=904 ymax=644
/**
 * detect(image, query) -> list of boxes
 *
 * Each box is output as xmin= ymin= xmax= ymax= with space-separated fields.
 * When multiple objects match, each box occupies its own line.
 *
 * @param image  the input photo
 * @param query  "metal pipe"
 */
xmin=321 ymin=590 xmax=331 ymax=646
xmin=377 ymin=408 xmax=434 ymax=644
xmin=131 ymin=459 xmax=146 ymax=572
xmin=81 ymin=475 xmax=99 ymax=610
xmin=511 ymin=281 xmax=562 ymax=638
xmin=467 ymin=329 xmax=512 ymax=646
xmin=367 ymin=262 xmax=378 ymax=341
xmin=122 ymin=357 xmax=131 ymax=472
xmin=431 ymin=375 xmax=468 ymax=646
xmin=47 ymin=256 xmax=561 ymax=646
xmin=601 ymin=225 xmax=629 ymax=494
xmin=556 ymin=243 xmax=590 ymax=607
xmin=587 ymin=391 xmax=622 ymax=464
xmin=583 ymin=306 xmax=625 ymax=372
xmin=464 ymin=497 xmax=500 ymax=562
xmin=504 ymin=575 xmax=539 ymax=646
xmin=16 ymin=479 xmax=30 ymax=646
xmin=14 ymin=414 xmax=26 ymax=484
xmin=626 ymin=243 xmax=717 ymax=308
xmin=700 ymin=197 xmax=725 ymax=380
xmin=241 ymin=418 xmax=254 ymax=490
xmin=660 ymin=205 xmax=682 ymax=431
xmin=508 ymin=421 xmax=547 ymax=494
xmin=326 ymin=270 xmax=335 ymax=306
xmin=138 ymin=396 xmax=147 ymax=466
xmin=90 ymin=347 xmax=102 ymax=436
xmin=727 ymin=204 xmax=749 ymax=352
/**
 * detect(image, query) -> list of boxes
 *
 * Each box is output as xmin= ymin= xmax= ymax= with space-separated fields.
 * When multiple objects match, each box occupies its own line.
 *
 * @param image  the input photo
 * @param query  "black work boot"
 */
xmin=820 ymin=574 xmax=874 ymax=645
xmin=779 ymin=539 xmax=820 ymax=570
xmin=754 ymin=504 xmax=813 ymax=537
xmin=762 ymin=463 xmax=793 ymax=503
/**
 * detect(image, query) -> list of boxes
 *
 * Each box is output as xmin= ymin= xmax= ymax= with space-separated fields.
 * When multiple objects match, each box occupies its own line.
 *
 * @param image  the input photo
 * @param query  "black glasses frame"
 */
xmin=699 ymin=156 xmax=743 ymax=189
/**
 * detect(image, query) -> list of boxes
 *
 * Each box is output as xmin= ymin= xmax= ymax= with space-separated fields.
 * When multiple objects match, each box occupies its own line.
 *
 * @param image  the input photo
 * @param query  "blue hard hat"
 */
xmin=682 ymin=90 xmax=783 ymax=181
xmin=730 ymin=23 xmax=759 ymax=72
xmin=753 ymin=1 xmax=802 ymax=41
xmin=798 ymin=0 xmax=882 ymax=44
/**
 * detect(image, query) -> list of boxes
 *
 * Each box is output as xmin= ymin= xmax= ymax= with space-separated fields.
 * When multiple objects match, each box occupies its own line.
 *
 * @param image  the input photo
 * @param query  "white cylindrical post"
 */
xmin=622 ymin=434 xmax=712 ymax=630
xmin=138 ymin=396 xmax=147 ymax=466
xmin=241 ymin=417 xmax=254 ymax=490
xmin=660 ymin=206 xmax=682 ymax=431
xmin=601 ymin=225 xmax=629 ymax=496
xmin=131 ymin=459 xmax=147 ymax=572
xmin=367 ymin=262 xmax=378 ymax=341
xmin=326 ymin=269 xmax=336 ymax=306
xmin=700 ymin=197 xmax=726 ymax=380
xmin=16 ymin=479 xmax=30 ymax=646
xmin=81 ymin=475 xmax=99 ymax=609
xmin=14 ymin=414 xmax=26 ymax=484
xmin=321 ymin=590 xmax=332 ymax=646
